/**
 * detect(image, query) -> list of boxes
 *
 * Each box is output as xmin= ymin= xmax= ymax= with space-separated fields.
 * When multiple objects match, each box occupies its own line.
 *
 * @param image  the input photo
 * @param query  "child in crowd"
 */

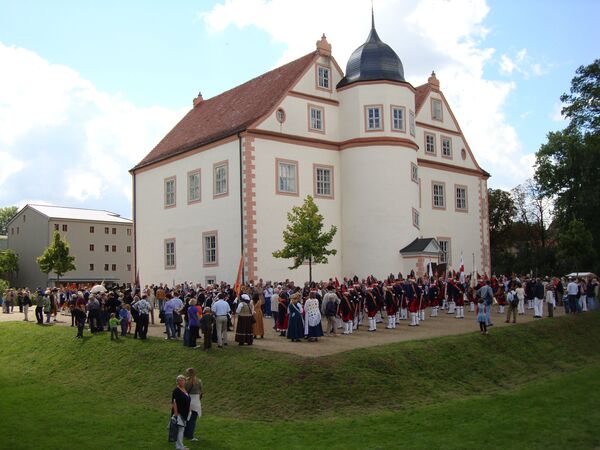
xmin=476 ymin=298 xmax=488 ymax=335
xmin=199 ymin=307 xmax=215 ymax=351
xmin=119 ymin=305 xmax=129 ymax=336
xmin=109 ymin=313 xmax=120 ymax=340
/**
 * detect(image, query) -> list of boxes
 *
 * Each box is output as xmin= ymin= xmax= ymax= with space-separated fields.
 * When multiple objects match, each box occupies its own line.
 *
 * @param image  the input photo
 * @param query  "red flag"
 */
xmin=334 ymin=277 xmax=340 ymax=288
xmin=233 ymin=255 xmax=244 ymax=298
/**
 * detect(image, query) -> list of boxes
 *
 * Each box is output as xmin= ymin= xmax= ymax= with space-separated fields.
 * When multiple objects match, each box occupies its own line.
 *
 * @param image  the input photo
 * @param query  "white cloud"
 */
xmin=500 ymin=54 xmax=516 ymax=74
xmin=551 ymin=102 xmax=567 ymax=123
xmin=0 ymin=42 xmax=184 ymax=216
xmin=201 ymin=0 xmax=529 ymax=189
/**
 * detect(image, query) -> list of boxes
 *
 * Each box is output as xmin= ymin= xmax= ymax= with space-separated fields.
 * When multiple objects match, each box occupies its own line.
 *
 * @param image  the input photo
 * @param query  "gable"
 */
xmin=132 ymin=51 xmax=318 ymax=172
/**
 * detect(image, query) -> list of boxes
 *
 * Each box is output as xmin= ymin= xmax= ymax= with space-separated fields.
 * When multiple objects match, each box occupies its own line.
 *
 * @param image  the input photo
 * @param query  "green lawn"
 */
xmin=0 ymin=313 xmax=599 ymax=449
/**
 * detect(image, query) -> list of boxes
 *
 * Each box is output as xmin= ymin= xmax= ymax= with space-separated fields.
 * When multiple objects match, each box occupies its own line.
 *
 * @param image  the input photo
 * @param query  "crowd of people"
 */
xmin=1 ymin=272 xmax=598 ymax=344
xmin=1 ymin=272 xmax=598 ymax=450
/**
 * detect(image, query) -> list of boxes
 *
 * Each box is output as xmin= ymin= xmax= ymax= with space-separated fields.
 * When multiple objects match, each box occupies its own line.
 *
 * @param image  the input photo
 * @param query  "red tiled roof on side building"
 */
xmin=132 ymin=51 xmax=318 ymax=171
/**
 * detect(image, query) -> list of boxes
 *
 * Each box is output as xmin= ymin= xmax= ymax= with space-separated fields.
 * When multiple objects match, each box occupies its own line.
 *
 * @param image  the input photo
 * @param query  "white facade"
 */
xmin=6 ymin=205 xmax=133 ymax=288
xmin=133 ymin=34 xmax=491 ymax=286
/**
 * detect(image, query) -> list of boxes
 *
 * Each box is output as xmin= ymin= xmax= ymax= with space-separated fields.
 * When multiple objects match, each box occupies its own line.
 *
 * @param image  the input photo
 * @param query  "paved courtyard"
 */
xmin=0 ymin=305 xmax=565 ymax=357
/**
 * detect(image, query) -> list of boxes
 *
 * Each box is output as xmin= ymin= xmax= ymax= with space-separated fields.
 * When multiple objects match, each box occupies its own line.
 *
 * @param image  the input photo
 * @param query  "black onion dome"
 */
xmin=337 ymin=25 xmax=405 ymax=88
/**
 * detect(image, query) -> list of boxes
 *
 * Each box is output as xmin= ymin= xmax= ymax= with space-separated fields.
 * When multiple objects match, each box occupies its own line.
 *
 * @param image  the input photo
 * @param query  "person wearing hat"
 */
xmin=365 ymin=286 xmax=378 ymax=332
xmin=235 ymin=294 xmax=254 ymax=346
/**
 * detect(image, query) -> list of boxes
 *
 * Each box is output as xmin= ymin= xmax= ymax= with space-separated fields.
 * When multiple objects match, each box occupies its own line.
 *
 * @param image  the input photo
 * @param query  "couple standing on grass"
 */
xmin=170 ymin=367 xmax=203 ymax=450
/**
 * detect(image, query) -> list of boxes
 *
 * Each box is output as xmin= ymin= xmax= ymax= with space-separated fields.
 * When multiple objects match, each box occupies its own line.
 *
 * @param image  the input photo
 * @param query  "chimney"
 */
xmin=193 ymin=91 xmax=203 ymax=108
xmin=428 ymin=71 xmax=440 ymax=89
xmin=316 ymin=34 xmax=332 ymax=57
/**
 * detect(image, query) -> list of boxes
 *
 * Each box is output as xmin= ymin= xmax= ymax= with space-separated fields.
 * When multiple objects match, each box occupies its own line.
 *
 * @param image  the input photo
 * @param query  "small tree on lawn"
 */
xmin=272 ymin=195 xmax=337 ymax=283
xmin=37 ymin=231 xmax=76 ymax=286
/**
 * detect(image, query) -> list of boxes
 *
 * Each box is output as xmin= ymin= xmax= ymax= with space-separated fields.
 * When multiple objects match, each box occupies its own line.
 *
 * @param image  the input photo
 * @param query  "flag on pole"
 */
xmin=428 ymin=261 xmax=434 ymax=279
xmin=459 ymin=253 xmax=465 ymax=284
xmin=233 ymin=255 xmax=244 ymax=298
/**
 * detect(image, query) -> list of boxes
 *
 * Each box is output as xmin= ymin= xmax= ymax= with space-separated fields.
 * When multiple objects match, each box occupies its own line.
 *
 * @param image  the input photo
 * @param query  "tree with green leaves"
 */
xmin=37 ymin=231 xmax=76 ymax=285
xmin=556 ymin=219 xmax=596 ymax=272
xmin=0 ymin=249 xmax=19 ymax=280
xmin=0 ymin=206 xmax=18 ymax=235
xmin=535 ymin=59 xmax=600 ymax=272
xmin=272 ymin=195 xmax=337 ymax=283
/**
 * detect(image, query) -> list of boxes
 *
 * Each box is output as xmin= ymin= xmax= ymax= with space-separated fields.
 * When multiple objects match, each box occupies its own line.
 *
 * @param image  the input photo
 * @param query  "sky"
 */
xmin=0 ymin=0 xmax=598 ymax=219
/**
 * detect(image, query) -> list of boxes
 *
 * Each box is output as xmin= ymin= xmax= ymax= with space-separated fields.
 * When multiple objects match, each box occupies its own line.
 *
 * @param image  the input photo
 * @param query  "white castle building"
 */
xmin=131 ymin=19 xmax=491 ymax=286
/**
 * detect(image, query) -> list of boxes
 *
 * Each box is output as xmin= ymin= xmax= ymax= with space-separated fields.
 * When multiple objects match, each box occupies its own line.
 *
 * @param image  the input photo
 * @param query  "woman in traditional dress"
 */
xmin=495 ymin=285 xmax=507 ymax=314
xmin=251 ymin=293 xmax=265 ymax=339
xmin=235 ymin=294 xmax=254 ymax=346
xmin=286 ymin=292 xmax=304 ymax=342
xmin=303 ymin=291 xmax=323 ymax=342
xmin=277 ymin=291 xmax=289 ymax=336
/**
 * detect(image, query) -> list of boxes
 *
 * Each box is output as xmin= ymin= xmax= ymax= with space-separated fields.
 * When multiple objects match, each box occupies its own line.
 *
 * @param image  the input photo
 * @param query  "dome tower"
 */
xmin=337 ymin=12 xmax=420 ymax=277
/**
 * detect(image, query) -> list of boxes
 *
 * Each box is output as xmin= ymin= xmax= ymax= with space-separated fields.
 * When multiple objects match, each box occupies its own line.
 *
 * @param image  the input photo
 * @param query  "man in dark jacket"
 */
xmin=199 ymin=307 xmax=216 ymax=350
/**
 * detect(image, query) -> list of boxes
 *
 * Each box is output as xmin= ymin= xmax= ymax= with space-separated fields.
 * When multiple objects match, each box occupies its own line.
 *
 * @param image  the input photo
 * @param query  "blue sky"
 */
xmin=0 ymin=0 xmax=598 ymax=219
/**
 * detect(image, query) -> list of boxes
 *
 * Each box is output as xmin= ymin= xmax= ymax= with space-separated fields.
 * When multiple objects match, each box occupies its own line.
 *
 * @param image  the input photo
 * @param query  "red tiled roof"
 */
xmin=414 ymin=83 xmax=430 ymax=113
xmin=133 ymin=51 xmax=318 ymax=170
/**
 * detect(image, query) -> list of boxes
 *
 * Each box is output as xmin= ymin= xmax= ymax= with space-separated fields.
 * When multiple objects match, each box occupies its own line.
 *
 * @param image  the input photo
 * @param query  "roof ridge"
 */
xmin=134 ymin=51 xmax=318 ymax=171
xmin=28 ymin=204 xmax=121 ymax=215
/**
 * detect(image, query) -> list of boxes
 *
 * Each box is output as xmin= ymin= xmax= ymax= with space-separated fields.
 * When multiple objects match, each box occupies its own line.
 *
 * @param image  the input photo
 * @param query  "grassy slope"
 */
xmin=0 ymin=313 xmax=599 ymax=449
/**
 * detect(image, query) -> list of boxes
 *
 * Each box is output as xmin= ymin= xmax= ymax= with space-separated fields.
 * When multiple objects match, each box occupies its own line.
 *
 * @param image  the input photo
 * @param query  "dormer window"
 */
xmin=317 ymin=65 xmax=330 ymax=90
xmin=432 ymin=98 xmax=443 ymax=121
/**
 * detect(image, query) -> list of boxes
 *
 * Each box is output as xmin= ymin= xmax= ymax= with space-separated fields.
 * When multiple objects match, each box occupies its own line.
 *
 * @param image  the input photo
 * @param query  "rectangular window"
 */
xmin=62 ymin=224 xmax=68 ymax=232
xmin=317 ymin=65 xmax=330 ymax=89
xmin=412 ymin=208 xmax=420 ymax=229
xmin=432 ymin=98 xmax=443 ymax=121
xmin=89 ymin=244 xmax=94 ymax=251
xmin=438 ymin=239 xmax=451 ymax=264
xmin=104 ymin=244 xmax=109 ymax=252
xmin=205 ymin=276 xmax=216 ymax=285
xmin=432 ymin=182 xmax=446 ymax=209
xmin=308 ymin=105 xmax=324 ymax=132
xmin=365 ymin=105 xmax=383 ymax=131
xmin=164 ymin=177 xmax=176 ymax=207
xmin=425 ymin=133 xmax=436 ymax=154
xmin=111 ymin=245 xmax=116 ymax=252
xmin=89 ymin=226 xmax=94 ymax=233
xmin=104 ymin=227 xmax=109 ymax=234
xmin=54 ymin=224 xmax=59 ymax=231
xmin=104 ymin=263 xmax=109 ymax=271
xmin=455 ymin=185 xmax=468 ymax=211
xmin=409 ymin=110 xmax=416 ymax=136
xmin=391 ymin=106 xmax=405 ymax=131
xmin=213 ymin=161 xmax=228 ymax=197
xmin=23 ymin=215 xmax=26 ymax=223
xmin=89 ymin=263 xmax=94 ymax=271
xmin=112 ymin=228 xmax=116 ymax=235
xmin=314 ymin=165 xmax=333 ymax=198
xmin=127 ymin=264 xmax=131 ymax=272
xmin=127 ymin=228 xmax=132 ymax=236
xmin=277 ymin=159 xmax=298 ymax=195
xmin=126 ymin=245 xmax=131 ymax=253
xmin=203 ymin=232 xmax=218 ymax=266
xmin=442 ymin=136 xmax=452 ymax=158
xmin=111 ymin=264 xmax=116 ymax=272
xmin=165 ymin=239 xmax=176 ymax=269
xmin=187 ymin=170 xmax=201 ymax=203
xmin=411 ymin=162 xmax=418 ymax=183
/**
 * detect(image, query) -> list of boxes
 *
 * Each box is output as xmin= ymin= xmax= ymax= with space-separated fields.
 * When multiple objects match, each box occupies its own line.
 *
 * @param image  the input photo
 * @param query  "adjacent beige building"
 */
xmin=7 ymin=205 xmax=133 ymax=288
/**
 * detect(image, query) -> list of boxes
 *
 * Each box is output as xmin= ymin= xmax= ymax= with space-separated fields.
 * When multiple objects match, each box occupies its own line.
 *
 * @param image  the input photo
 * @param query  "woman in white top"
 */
xmin=303 ymin=291 xmax=324 ymax=342
xmin=515 ymin=283 xmax=525 ymax=315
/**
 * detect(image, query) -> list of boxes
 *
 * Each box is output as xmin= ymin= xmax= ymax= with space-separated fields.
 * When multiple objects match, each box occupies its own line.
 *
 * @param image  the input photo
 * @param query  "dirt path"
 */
xmin=0 ymin=305 xmax=566 ymax=357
